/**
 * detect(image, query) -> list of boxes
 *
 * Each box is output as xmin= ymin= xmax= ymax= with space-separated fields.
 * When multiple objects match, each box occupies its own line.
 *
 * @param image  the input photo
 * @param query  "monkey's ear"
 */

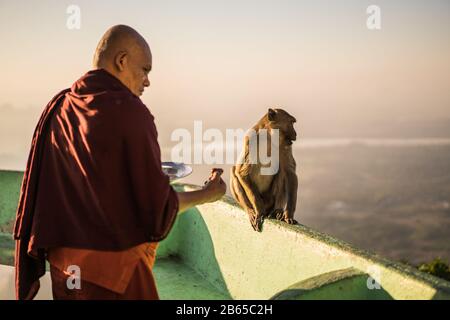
xmin=268 ymin=108 xmax=276 ymax=121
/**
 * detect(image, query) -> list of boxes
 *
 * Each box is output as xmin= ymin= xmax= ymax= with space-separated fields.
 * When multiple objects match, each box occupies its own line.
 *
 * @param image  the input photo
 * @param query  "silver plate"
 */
xmin=162 ymin=162 xmax=193 ymax=182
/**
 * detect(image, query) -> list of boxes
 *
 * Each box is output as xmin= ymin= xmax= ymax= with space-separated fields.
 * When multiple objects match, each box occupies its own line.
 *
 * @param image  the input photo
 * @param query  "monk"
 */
xmin=13 ymin=25 xmax=226 ymax=300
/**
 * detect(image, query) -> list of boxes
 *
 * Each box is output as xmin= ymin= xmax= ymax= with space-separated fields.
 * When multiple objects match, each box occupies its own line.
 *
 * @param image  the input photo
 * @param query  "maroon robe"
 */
xmin=13 ymin=69 xmax=179 ymax=300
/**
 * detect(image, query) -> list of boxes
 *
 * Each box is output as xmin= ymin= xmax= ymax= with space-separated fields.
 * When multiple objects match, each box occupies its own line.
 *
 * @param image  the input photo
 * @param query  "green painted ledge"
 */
xmin=1 ymin=170 xmax=450 ymax=300
xmin=270 ymin=267 xmax=392 ymax=300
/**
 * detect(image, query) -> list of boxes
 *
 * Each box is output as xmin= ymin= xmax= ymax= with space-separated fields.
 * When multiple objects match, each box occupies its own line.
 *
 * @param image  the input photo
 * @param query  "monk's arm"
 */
xmin=176 ymin=190 xmax=213 ymax=214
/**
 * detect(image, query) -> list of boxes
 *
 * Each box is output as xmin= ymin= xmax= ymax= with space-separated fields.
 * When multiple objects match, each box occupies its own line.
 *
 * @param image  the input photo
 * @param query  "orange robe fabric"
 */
xmin=13 ymin=69 xmax=179 ymax=300
xmin=47 ymin=242 xmax=159 ymax=300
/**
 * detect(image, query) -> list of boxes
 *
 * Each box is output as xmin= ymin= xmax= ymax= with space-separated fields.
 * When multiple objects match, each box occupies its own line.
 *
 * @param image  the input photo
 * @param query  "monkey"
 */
xmin=230 ymin=108 xmax=298 ymax=232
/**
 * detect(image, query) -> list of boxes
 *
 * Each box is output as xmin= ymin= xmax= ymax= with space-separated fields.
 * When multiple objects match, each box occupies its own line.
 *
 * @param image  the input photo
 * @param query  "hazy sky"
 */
xmin=1 ymin=0 xmax=450 ymax=168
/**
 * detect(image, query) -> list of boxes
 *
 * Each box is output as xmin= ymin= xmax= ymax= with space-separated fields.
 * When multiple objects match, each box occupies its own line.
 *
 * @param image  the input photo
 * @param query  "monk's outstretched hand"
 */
xmin=176 ymin=168 xmax=226 ymax=214
xmin=203 ymin=168 xmax=226 ymax=203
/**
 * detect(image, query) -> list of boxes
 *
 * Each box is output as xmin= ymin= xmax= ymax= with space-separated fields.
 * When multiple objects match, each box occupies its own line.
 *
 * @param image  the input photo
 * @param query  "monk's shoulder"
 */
xmin=113 ymin=95 xmax=155 ymax=136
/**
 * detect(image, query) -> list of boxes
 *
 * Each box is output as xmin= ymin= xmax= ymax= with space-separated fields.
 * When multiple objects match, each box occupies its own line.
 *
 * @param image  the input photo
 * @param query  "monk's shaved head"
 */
xmin=93 ymin=25 xmax=152 ymax=97
xmin=93 ymin=25 xmax=150 ymax=67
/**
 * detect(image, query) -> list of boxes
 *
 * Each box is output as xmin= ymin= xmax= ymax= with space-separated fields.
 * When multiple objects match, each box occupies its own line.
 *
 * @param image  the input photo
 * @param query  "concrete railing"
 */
xmin=1 ymin=170 xmax=450 ymax=299
xmin=159 ymin=185 xmax=450 ymax=299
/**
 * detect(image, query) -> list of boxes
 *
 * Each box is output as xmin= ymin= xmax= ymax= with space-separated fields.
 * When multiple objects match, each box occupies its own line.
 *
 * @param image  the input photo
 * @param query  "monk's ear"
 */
xmin=114 ymin=51 xmax=128 ymax=72
xmin=268 ymin=108 xmax=276 ymax=121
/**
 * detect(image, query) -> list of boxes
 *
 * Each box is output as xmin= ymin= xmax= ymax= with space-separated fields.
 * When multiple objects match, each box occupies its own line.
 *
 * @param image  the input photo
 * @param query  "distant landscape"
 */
xmin=296 ymin=144 xmax=450 ymax=265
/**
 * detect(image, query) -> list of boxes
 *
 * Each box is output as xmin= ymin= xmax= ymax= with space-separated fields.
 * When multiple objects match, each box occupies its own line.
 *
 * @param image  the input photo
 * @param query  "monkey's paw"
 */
xmin=248 ymin=210 xmax=263 ymax=232
xmin=246 ymin=209 xmax=259 ymax=231
xmin=284 ymin=218 xmax=298 ymax=225
xmin=253 ymin=216 xmax=264 ymax=232
xmin=273 ymin=209 xmax=284 ymax=221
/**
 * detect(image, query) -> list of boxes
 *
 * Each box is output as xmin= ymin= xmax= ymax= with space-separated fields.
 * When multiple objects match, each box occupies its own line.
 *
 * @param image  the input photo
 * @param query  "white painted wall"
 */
xmin=0 ymin=265 xmax=53 ymax=300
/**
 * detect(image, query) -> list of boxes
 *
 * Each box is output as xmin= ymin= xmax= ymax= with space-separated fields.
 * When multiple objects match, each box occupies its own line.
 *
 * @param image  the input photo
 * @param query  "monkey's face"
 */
xmin=267 ymin=108 xmax=297 ymax=145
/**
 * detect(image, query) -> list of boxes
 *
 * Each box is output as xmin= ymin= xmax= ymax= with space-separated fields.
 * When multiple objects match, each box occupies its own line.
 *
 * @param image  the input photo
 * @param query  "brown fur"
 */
xmin=230 ymin=108 xmax=298 ymax=231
